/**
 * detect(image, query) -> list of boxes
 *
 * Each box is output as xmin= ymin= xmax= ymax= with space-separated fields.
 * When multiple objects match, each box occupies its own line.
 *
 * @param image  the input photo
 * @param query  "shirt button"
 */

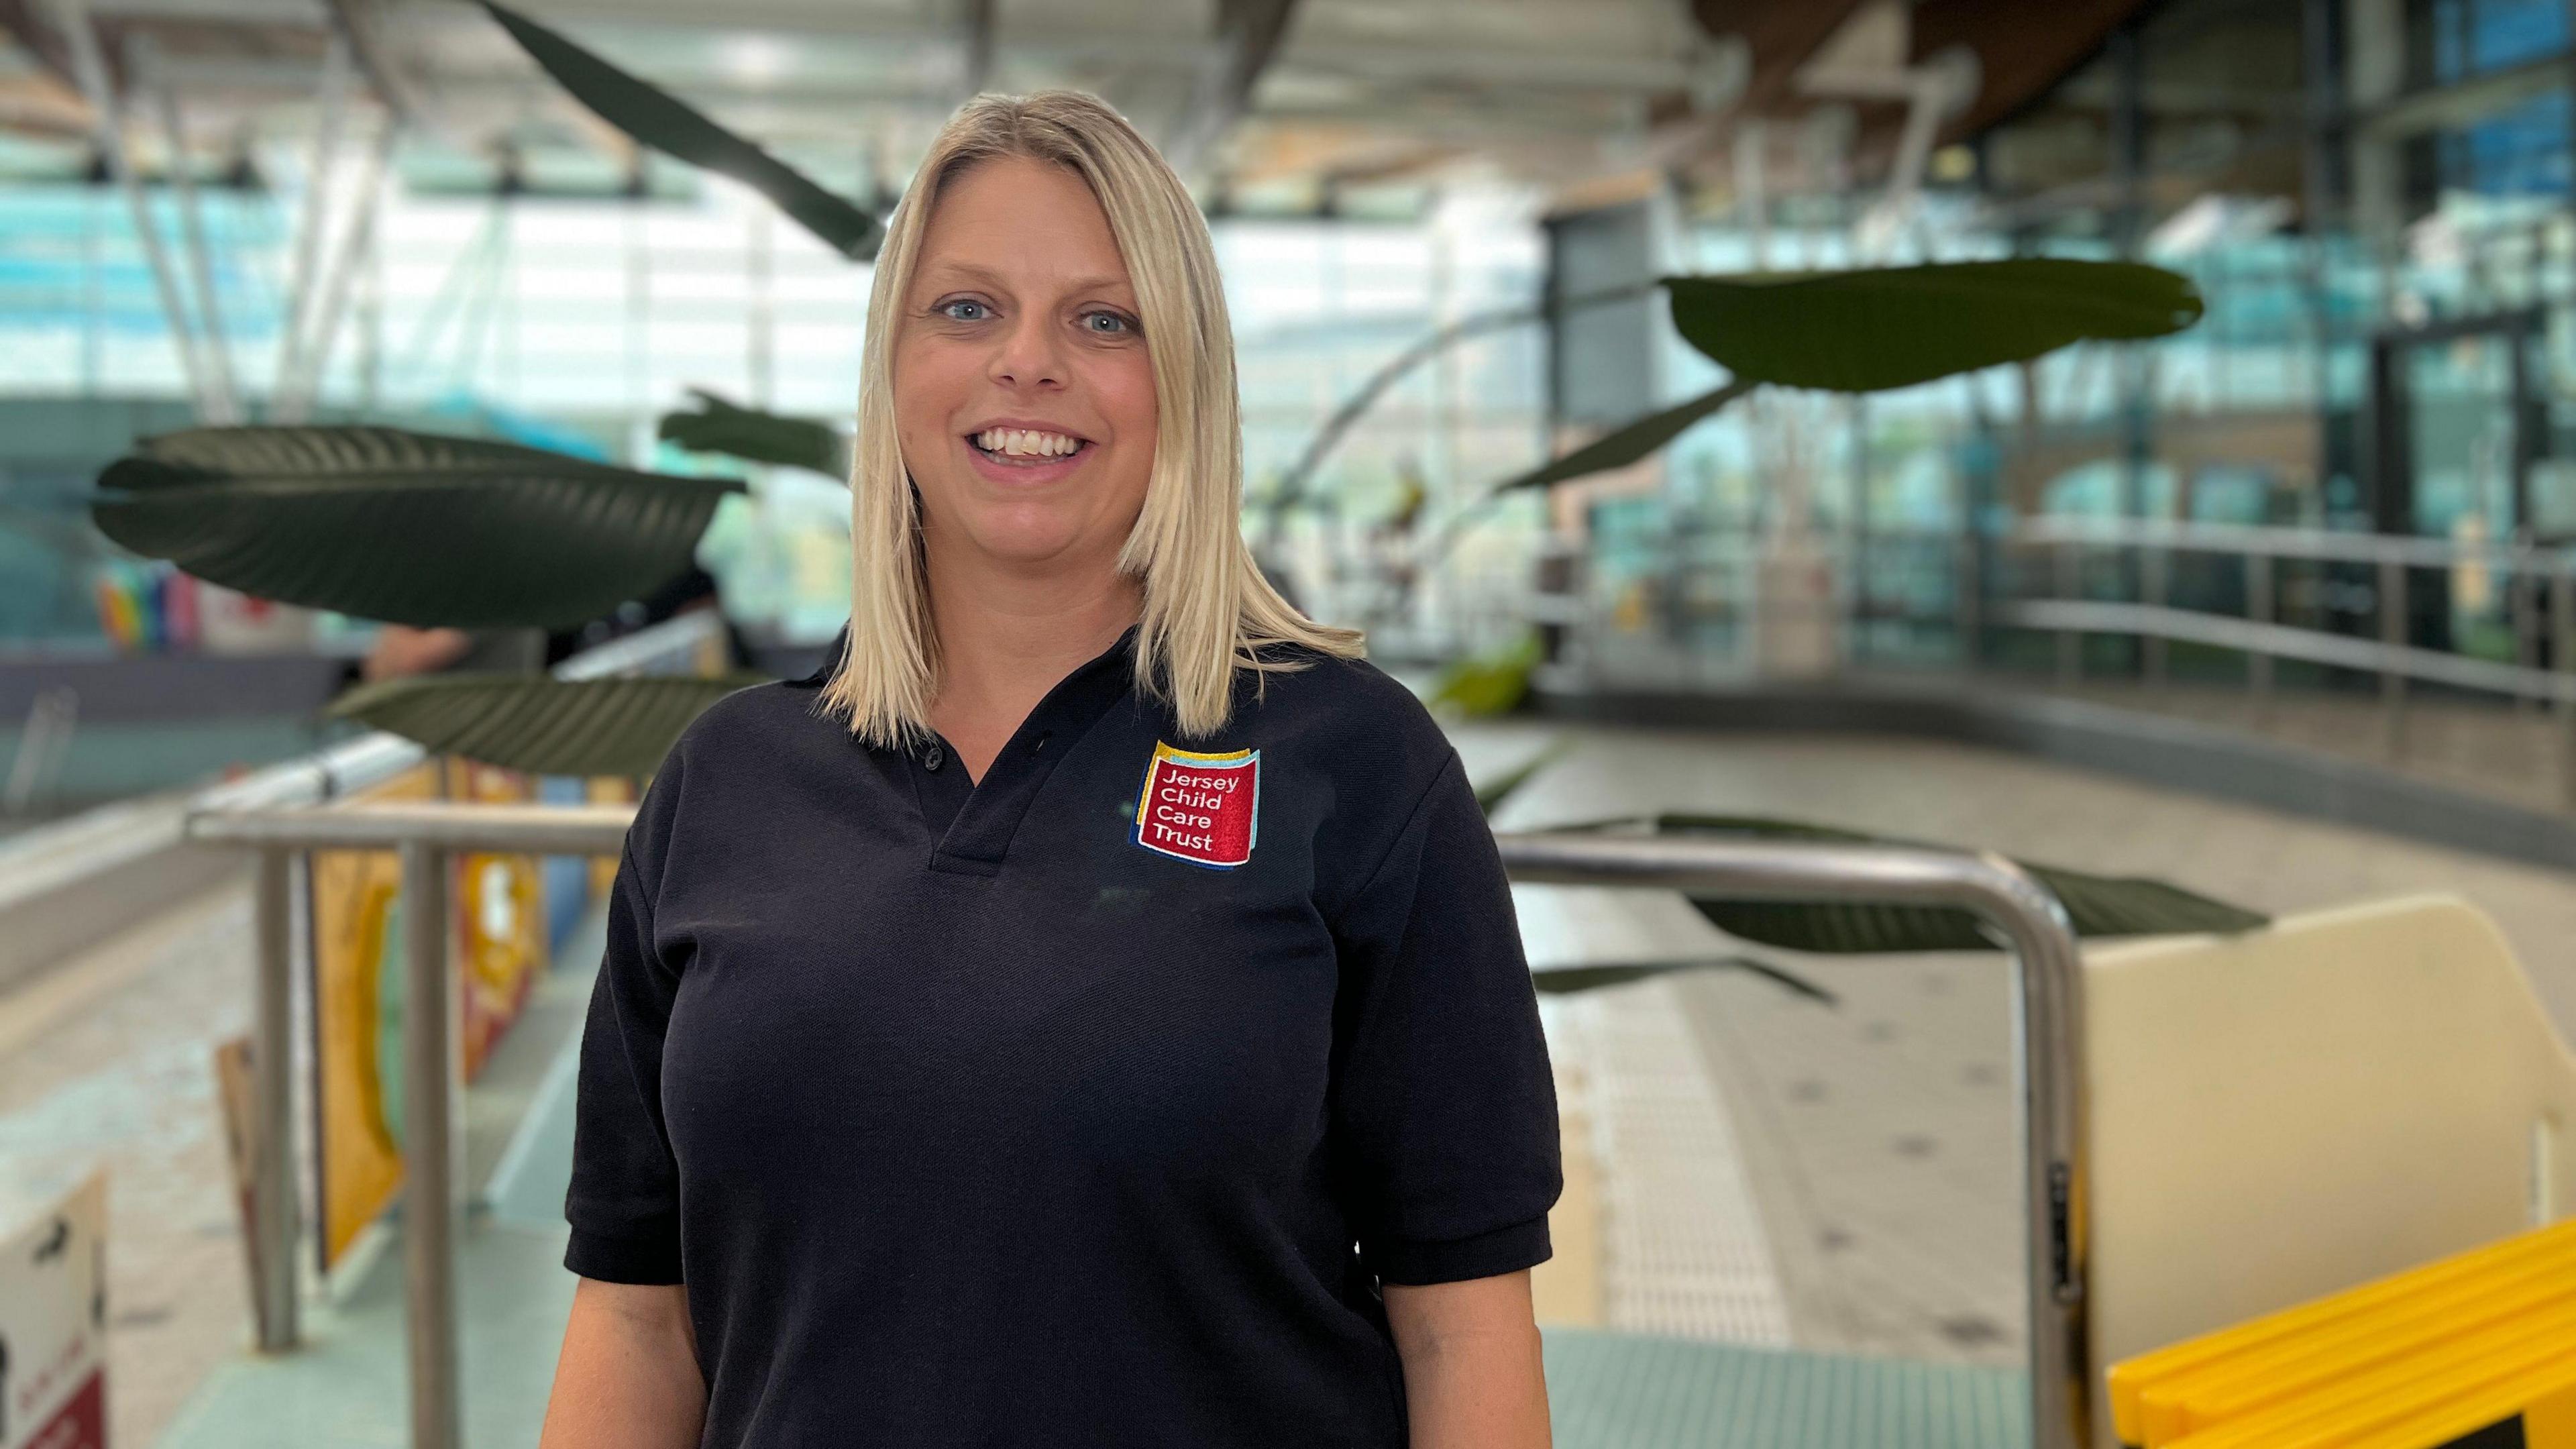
xmin=924 ymin=743 xmax=945 ymax=771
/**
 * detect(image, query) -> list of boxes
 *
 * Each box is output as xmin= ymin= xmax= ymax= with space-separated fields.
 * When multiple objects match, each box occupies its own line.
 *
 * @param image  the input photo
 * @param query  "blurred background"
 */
xmin=5 ymin=1 xmax=2576 ymax=1446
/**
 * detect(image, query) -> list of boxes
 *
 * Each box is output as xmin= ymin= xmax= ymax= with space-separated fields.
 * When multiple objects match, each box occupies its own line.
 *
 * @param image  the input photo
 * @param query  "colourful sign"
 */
xmin=0 ymin=1171 xmax=107 ymax=1449
xmin=309 ymin=759 xmax=548 ymax=1269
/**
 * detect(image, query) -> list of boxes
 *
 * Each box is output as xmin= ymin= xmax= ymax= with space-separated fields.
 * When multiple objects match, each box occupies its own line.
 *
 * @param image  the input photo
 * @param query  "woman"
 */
xmin=539 ymin=89 xmax=1560 ymax=1449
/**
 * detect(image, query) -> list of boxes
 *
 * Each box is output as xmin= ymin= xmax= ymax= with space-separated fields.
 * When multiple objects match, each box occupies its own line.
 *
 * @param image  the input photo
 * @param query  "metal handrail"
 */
xmin=1580 ymin=517 xmax=2576 ymax=576
xmin=174 ymin=610 xmax=722 ymax=1432
xmin=185 ymin=798 xmax=2093 ymax=1449
xmin=1498 ymin=831 xmax=2088 ymax=1449
xmin=2006 ymin=515 xmax=2576 ymax=574
xmin=1544 ymin=513 xmax=2576 ymax=802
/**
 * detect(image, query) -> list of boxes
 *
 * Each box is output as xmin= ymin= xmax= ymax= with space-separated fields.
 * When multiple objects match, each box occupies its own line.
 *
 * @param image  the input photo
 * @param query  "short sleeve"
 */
xmin=1327 ymin=749 xmax=1562 ymax=1286
xmin=563 ymin=780 xmax=688 ymax=1284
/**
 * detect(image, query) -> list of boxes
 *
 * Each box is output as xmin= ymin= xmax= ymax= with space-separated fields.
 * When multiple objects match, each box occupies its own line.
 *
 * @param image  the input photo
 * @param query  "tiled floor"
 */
xmin=0 ymin=884 xmax=256 ymax=1446
xmin=6 ymin=714 xmax=2575 ymax=1444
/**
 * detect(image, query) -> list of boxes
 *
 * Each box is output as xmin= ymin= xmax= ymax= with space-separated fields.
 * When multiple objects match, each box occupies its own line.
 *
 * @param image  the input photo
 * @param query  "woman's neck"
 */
xmin=923 ymin=553 xmax=1142 ymax=784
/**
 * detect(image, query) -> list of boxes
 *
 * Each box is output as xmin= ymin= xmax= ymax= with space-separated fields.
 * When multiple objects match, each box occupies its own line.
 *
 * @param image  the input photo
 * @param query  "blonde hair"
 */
xmin=818 ymin=89 xmax=1362 ymax=748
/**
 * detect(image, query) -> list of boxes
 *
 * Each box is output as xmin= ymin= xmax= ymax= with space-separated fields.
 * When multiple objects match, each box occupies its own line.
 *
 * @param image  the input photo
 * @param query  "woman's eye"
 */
xmin=1081 ymin=311 xmax=1133 ymax=335
xmin=938 ymin=299 xmax=990 ymax=321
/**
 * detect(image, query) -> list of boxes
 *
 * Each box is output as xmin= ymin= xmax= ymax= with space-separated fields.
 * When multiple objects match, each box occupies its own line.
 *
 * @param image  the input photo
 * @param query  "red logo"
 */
xmin=1132 ymin=743 xmax=1259 ymax=868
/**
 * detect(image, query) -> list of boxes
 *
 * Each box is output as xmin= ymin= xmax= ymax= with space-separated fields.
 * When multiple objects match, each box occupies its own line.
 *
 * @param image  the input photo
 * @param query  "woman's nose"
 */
xmin=988 ymin=313 xmax=1066 ymax=390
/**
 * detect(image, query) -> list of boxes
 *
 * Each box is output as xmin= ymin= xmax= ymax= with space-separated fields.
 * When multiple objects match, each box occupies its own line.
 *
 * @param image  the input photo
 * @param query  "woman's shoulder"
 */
xmin=1240 ymin=641 xmax=1438 ymax=727
xmin=631 ymin=674 xmax=839 ymax=823
xmin=1233 ymin=642 xmax=1458 ymax=799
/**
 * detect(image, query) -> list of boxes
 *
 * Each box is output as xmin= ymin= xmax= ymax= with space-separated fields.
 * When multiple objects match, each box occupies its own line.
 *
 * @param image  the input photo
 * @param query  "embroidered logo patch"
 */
xmin=1132 ymin=741 xmax=1259 ymax=869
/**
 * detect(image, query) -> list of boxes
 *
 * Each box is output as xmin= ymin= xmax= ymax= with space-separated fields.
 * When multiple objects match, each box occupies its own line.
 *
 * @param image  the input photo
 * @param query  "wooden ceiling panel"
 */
xmin=1911 ymin=0 xmax=2156 ymax=140
xmin=1688 ymin=0 xmax=1872 ymax=116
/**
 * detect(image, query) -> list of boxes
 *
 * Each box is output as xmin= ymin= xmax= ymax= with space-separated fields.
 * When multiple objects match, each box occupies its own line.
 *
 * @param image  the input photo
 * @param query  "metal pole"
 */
xmin=46 ymin=0 xmax=219 ymax=421
xmin=2056 ymin=541 xmax=2082 ymax=687
xmin=1495 ymin=832 xmax=2090 ymax=1449
xmin=277 ymin=31 xmax=351 ymax=413
xmin=251 ymin=847 xmax=300 ymax=1350
xmin=398 ymin=841 xmax=460 ymax=1449
xmin=2247 ymin=552 xmax=2275 ymax=710
xmin=2554 ymin=564 xmax=2576 ymax=810
xmin=130 ymin=33 xmax=240 ymax=423
xmin=2512 ymin=543 xmax=2538 ymax=714
xmin=2379 ymin=557 xmax=2408 ymax=759
xmin=1954 ymin=525 xmax=1982 ymax=669
xmin=279 ymin=114 xmax=396 ymax=421
xmin=2142 ymin=545 xmax=2169 ymax=690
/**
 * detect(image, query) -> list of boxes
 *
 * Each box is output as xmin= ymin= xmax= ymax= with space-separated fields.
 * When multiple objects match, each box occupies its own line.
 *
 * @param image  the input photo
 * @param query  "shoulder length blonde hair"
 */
xmin=818 ymin=88 xmax=1362 ymax=749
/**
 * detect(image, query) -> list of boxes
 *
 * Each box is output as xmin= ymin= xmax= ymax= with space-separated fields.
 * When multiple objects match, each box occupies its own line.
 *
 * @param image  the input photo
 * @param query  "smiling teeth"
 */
xmin=975 ymin=429 xmax=1080 ymax=458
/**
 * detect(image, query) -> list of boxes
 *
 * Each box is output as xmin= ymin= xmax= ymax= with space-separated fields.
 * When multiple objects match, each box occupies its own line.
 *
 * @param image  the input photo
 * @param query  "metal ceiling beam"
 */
xmin=322 ymin=0 xmax=426 ymax=132
xmin=0 ymin=0 xmax=92 ymax=92
xmin=129 ymin=28 xmax=239 ymax=417
xmin=1165 ymin=0 xmax=1299 ymax=174
xmin=272 ymin=25 xmax=347 ymax=418
xmin=41 ymin=0 xmax=235 ymax=421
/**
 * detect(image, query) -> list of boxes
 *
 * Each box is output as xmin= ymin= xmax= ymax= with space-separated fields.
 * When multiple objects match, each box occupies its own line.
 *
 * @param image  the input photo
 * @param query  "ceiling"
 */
xmin=0 ymin=0 xmax=2187 ymax=217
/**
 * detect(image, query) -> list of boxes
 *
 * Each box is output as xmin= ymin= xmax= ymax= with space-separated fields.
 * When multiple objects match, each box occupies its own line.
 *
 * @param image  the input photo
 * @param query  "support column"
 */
xmin=398 ymin=841 xmax=460 ymax=1449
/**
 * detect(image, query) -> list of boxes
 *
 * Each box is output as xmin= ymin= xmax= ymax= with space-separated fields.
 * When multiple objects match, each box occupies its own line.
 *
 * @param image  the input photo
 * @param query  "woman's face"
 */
xmin=893 ymin=154 xmax=1159 ymax=576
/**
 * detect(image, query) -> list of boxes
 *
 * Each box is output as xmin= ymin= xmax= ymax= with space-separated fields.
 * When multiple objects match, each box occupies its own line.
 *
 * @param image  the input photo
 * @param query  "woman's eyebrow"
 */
xmin=918 ymin=261 xmax=1131 ymax=298
xmin=916 ymin=261 xmax=1009 ymax=291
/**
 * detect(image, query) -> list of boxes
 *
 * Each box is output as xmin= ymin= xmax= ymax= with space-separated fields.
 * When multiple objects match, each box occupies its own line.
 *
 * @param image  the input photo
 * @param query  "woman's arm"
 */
xmin=1383 ymin=1269 xmax=1551 ymax=1449
xmin=538 ymin=1278 xmax=706 ymax=1449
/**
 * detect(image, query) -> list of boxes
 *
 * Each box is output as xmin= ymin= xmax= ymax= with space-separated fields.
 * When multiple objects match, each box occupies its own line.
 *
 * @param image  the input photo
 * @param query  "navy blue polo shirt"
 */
xmin=565 ymin=620 xmax=1561 ymax=1447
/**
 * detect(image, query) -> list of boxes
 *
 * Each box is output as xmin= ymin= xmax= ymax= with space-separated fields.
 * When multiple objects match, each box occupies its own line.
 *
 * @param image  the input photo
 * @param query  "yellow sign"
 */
xmin=309 ymin=759 xmax=548 ymax=1269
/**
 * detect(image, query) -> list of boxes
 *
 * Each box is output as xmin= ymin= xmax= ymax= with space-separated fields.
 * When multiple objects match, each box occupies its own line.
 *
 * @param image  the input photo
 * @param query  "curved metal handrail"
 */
xmin=1496 ymin=830 xmax=2090 ymax=1449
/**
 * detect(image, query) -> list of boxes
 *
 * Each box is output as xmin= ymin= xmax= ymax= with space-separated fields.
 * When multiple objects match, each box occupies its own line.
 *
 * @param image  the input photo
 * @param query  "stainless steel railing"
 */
xmin=1537 ymin=514 xmax=2576 ymax=802
xmin=1498 ymin=832 xmax=2088 ymax=1449
xmin=185 ymin=775 xmax=2091 ymax=1449
xmin=171 ymin=610 xmax=722 ymax=1427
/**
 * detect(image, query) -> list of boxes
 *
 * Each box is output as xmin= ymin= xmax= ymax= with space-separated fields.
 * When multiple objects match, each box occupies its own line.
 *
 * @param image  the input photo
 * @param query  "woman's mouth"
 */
xmin=967 ymin=427 xmax=1091 ymax=465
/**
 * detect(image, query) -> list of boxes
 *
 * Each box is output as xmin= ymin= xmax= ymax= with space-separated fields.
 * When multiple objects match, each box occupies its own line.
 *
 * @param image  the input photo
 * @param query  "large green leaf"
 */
xmin=1494 ymin=380 xmax=1754 ymax=493
xmin=1430 ymin=629 xmax=1544 ymax=717
xmin=1670 ymin=814 xmax=2264 ymax=952
xmin=1664 ymin=260 xmax=2203 ymax=393
xmin=482 ymin=2 xmax=883 ymax=260
xmin=1533 ymin=956 xmax=1835 ymax=1004
xmin=325 ymin=671 xmax=775 ymax=777
xmin=89 ymin=425 xmax=742 ymax=629
xmin=1257 ymin=280 xmax=1658 ymax=541
xmin=1554 ymin=813 xmax=2266 ymax=954
xmin=1472 ymin=737 xmax=1572 ymax=818
xmin=658 ymin=388 xmax=849 ymax=479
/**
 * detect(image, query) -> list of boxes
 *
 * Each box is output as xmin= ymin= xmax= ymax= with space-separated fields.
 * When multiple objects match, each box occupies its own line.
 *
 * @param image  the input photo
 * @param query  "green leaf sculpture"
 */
xmin=326 ymin=671 xmax=776 ymax=777
xmin=481 ymin=1 xmax=883 ymax=260
xmin=1496 ymin=380 xmax=1754 ymax=492
xmin=1472 ymin=737 xmax=1573 ymax=818
xmin=1632 ymin=813 xmax=2267 ymax=953
xmin=1489 ymin=258 xmax=2204 ymax=496
xmin=89 ymin=426 xmax=743 ymax=629
xmin=658 ymin=388 xmax=850 ymax=480
xmin=1664 ymin=259 xmax=2204 ymax=393
xmin=1430 ymin=629 xmax=1544 ymax=718
xmin=1532 ymin=957 xmax=1836 ymax=1004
